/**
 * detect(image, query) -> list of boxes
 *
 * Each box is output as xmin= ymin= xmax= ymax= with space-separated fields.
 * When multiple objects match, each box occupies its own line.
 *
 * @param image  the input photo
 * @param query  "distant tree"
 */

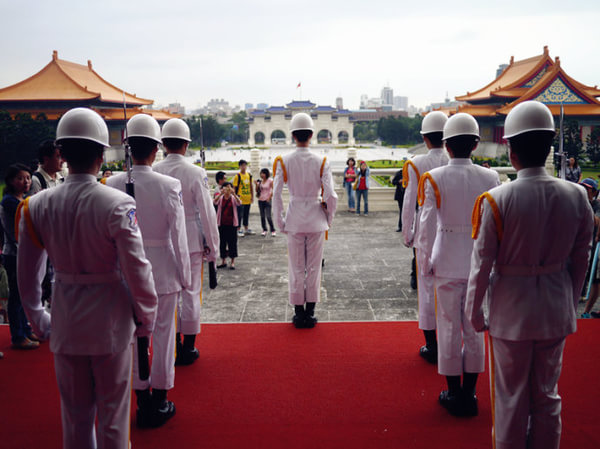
xmin=185 ymin=115 xmax=224 ymax=148
xmin=586 ymin=127 xmax=600 ymax=167
xmin=554 ymin=119 xmax=583 ymax=160
xmin=227 ymin=111 xmax=249 ymax=144
xmin=353 ymin=121 xmax=378 ymax=142
xmin=0 ymin=111 xmax=55 ymax=177
xmin=377 ymin=116 xmax=423 ymax=145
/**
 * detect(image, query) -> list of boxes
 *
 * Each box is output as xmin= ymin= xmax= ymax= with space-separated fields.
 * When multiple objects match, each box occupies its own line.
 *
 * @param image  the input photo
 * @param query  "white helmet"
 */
xmin=126 ymin=114 xmax=161 ymax=143
xmin=443 ymin=113 xmax=480 ymax=140
xmin=420 ymin=111 xmax=448 ymax=135
xmin=503 ymin=101 xmax=555 ymax=139
xmin=56 ymin=107 xmax=109 ymax=147
xmin=161 ymin=118 xmax=191 ymax=142
xmin=290 ymin=113 xmax=314 ymax=132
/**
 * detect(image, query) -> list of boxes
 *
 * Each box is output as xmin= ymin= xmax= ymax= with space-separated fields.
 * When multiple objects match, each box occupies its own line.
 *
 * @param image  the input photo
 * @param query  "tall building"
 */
xmin=381 ymin=86 xmax=393 ymax=107
xmin=393 ymin=96 xmax=408 ymax=111
xmin=256 ymin=102 xmax=269 ymax=110
xmin=360 ymin=94 xmax=369 ymax=109
xmin=496 ymin=63 xmax=509 ymax=78
xmin=168 ymin=102 xmax=185 ymax=115
xmin=244 ymin=103 xmax=254 ymax=110
xmin=336 ymin=96 xmax=343 ymax=109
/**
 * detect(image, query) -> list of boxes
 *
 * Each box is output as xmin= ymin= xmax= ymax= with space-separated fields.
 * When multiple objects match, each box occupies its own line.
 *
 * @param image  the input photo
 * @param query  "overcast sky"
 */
xmin=1 ymin=0 xmax=599 ymax=111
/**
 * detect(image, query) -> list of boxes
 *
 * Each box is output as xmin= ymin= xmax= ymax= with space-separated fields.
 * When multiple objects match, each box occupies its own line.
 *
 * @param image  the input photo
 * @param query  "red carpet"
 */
xmin=0 ymin=321 xmax=598 ymax=449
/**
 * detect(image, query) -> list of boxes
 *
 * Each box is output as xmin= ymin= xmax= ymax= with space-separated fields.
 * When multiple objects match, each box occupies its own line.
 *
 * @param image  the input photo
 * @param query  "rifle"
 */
xmin=122 ymin=92 xmax=150 ymax=381
xmin=557 ymin=103 xmax=567 ymax=180
xmin=197 ymin=115 xmax=217 ymax=288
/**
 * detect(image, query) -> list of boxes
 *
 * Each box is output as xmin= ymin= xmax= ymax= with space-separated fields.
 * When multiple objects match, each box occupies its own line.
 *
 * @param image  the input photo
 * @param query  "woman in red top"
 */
xmin=214 ymin=182 xmax=242 ymax=269
xmin=343 ymin=158 xmax=357 ymax=212
xmin=355 ymin=161 xmax=370 ymax=216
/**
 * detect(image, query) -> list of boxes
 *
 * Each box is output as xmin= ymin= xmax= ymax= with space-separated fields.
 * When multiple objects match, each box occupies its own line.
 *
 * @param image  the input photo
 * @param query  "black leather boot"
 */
xmin=419 ymin=330 xmax=438 ymax=364
xmin=175 ymin=334 xmax=199 ymax=366
xmin=292 ymin=305 xmax=306 ymax=328
xmin=304 ymin=302 xmax=317 ymax=328
xmin=135 ymin=389 xmax=153 ymax=429
xmin=151 ymin=389 xmax=176 ymax=428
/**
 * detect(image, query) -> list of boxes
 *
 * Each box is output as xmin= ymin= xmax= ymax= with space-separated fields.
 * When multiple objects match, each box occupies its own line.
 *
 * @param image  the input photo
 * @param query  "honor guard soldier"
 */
xmin=154 ymin=118 xmax=219 ymax=364
xmin=272 ymin=113 xmax=337 ymax=328
xmin=401 ymin=111 xmax=449 ymax=363
xmin=17 ymin=108 xmax=158 ymax=449
xmin=466 ymin=101 xmax=593 ymax=449
xmin=106 ymin=114 xmax=192 ymax=428
xmin=418 ymin=113 xmax=500 ymax=416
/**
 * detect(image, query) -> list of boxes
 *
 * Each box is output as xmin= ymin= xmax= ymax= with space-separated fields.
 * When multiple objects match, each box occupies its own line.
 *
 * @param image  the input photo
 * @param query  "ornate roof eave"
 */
xmin=496 ymin=61 xmax=600 ymax=115
xmin=456 ymin=46 xmax=553 ymax=102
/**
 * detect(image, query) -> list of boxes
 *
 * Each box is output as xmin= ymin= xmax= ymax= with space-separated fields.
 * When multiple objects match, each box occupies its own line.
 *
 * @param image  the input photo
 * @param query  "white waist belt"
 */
xmin=144 ymin=238 xmax=170 ymax=248
xmin=496 ymin=263 xmax=565 ymax=277
xmin=55 ymin=271 xmax=121 ymax=284
xmin=438 ymin=225 xmax=472 ymax=233
xmin=289 ymin=196 xmax=319 ymax=202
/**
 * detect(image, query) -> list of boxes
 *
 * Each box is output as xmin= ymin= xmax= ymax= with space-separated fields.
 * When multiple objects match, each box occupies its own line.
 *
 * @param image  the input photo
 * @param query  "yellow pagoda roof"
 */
xmin=495 ymin=59 xmax=600 ymax=116
xmin=0 ymin=50 xmax=152 ymax=106
xmin=456 ymin=46 xmax=554 ymax=102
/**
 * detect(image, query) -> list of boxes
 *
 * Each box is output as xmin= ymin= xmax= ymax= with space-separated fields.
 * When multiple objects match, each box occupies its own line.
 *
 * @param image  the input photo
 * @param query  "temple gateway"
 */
xmin=248 ymin=100 xmax=355 ymax=146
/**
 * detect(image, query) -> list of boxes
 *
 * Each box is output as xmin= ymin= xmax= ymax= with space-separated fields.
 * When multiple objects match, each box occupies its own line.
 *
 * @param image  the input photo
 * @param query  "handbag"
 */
xmin=353 ymin=176 xmax=360 ymax=191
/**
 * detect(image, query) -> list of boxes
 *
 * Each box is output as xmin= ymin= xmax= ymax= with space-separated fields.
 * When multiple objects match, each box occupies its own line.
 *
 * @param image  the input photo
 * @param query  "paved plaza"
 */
xmin=202 ymin=208 xmax=592 ymax=324
xmin=202 ymin=210 xmax=418 ymax=323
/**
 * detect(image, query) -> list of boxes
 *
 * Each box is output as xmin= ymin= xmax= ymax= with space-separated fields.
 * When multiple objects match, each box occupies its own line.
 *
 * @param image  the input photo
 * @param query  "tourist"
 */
xmin=256 ymin=168 xmax=276 ymax=236
xmin=29 ymin=140 xmax=64 ymax=194
xmin=273 ymin=113 xmax=337 ymax=328
xmin=355 ymin=160 xmax=370 ymax=216
xmin=99 ymin=168 xmax=113 ymax=184
xmin=214 ymin=181 xmax=240 ymax=269
xmin=17 ymin=108 xmax=158 ymax=448
xmin=233 ymin=159 xmax=254 ymax=236
xmin=419 ymin=113 xmax=500 ymax=417
xmin=466 ymin=101 xmax=593 ymax=448
xmin=1 ymin=163 xmax=38 ymax=349
xmin=154 ymin=118 xmax=219 ymax=366
xmin=566 ymin=157 xmax=582 ymax=183
xmin=401 ymin=110 xmax=449 ymax=364
xmin=579 ymin=177 xmax=600 ymax=318
xmin=106 ymin=114 xmax=191 ymax=428
xmin=391 ymin=168 xmax=405 ymax=232
xmin=29 ymin=140 xmax=64 ymax=309
xmin=214 ymin=170 xmax=227 ymax=210
xmin=343 ymin=157 xmax=357 ymax=212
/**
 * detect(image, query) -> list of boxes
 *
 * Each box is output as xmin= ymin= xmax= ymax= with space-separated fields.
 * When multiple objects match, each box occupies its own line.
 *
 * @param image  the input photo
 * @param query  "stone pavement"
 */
xmin=201 ymin=210 xmax=418 ymax=323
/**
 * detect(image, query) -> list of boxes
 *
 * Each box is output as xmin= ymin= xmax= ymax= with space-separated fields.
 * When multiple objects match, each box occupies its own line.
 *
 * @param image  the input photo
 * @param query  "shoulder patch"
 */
xmin=203 ymin=176 xmax=209 ymax=190
xmin=178 ymin=190 xmax=183 ymax=206
xmin=126 ymin=208 xmax=138 ymax=231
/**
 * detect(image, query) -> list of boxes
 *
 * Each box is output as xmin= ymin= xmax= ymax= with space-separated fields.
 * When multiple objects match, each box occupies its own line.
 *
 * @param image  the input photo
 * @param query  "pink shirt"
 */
xmin=258 ymin=178 xmax=273 ymax=201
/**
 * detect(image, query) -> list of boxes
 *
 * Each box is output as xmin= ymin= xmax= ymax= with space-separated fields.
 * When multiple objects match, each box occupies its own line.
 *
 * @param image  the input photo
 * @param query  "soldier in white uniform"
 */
xmin=272 ymin=113 xmax=337 ymax=328
xmin=154 ymin=118 xmax=219 ymax=364
xmin=418 ymin=113 xmax=500 ymax=416
xmin=401 ymin=111 xmax=449 ymax=363
xmin=106 ymin=114 xmax=191 ymax=428
xmin=466 ymin=101 xmax=593 ymax=449
xmin=17 ymin=108 xmax=158 ymax=449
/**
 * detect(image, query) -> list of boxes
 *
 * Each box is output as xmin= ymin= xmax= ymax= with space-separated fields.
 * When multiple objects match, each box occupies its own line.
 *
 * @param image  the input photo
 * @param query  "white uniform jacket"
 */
xmin=401 ymin=147 xmax=449 ymax=247
xmin=153 ymin=153 xmax=219 ymax=262
xmin=17 ymin=174 xmax=158 ymax=355
xmin=106 ymin=165 xmax=191 ymax=294
xmin=466 ymin=167 xmax=593 ymax=341
xmin=417 ymin=159 xmax=500 ymax=279
xmin=272 ymin=147 xmax=337 ymax=233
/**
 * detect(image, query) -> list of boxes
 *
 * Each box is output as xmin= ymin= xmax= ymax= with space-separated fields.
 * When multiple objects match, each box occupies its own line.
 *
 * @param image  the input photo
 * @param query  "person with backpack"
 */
xmin=233 ymin=159 xmax=254 ymax=236
xmin=29 ymin=140 xmax=64 ymax=194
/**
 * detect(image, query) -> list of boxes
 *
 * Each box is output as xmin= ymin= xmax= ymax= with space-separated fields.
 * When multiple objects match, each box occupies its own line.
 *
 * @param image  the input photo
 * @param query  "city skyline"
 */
xmin=1 ymin=0 xmax=599 ymax=112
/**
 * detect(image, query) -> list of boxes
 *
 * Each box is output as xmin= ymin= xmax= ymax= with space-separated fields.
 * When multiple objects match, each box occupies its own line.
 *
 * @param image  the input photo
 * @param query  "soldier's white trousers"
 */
xmin=435 ymin=277 xmax=485 ymax=376
xmin=54 ymin=346 xmax=132 ymax=449
xmin=415 ymin=248 xmax=436 ymax=330
xmin=287 ymin=231 xmax=325 ymax=305
xmin=133 ymin=291 xmax=178 ymax=390
xmin=490 ymin=336 xmax=565 ymax=449
xmin=179 ymin=252 xmax=203 ymax=335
